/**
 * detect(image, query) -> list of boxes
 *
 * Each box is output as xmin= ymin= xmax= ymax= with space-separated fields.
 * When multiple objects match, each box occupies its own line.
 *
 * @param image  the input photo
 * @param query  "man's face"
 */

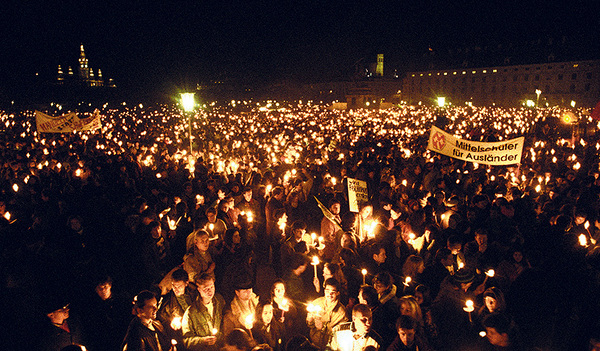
xmin=475 ymin=233 xmax=488 ymax=247
xmin=198 ymin=279 xmax=215 ymax=302
xmin=294 ymin=228 xmax=305 ymax=241
xmin=324 ymin=285 xmax=339 ymax=304
xmin=172 ymin=280 xmax=187 ymax=297
xmin=138 ymin=298 xmax=158 ymax=321
xmin=484 ymin=296 xmax=497 ymax=312
xmin=485 ymin=327 xmax=508 ymax=346
xmin=236 ymin=288 xmax=253 ymax=301
xmin=373 ymin=281 xmax=387 ymax=295
xmin=95 ymin=282 xmax=112 ymax=301
xmin=400 ymin=302 xmax=411 ymax=316
xmin=207 ymin=212 xmax=217 ymax=222
xmin=373 ymin=248 xmax=387 ymax=264
xmin=353 ymin=311 xmax=371 ymax=335
xmin=195 ymin=234 xmax=210 ymax=252
xmin=48 ymin=305 xmax=70 ymax=324
xmin=398 ymin=328 xmax=415 ymax=347
xmin=243 ymin=190 xmax=252 ymax=202
xmin=330 ymin=203 xmax=341 ymax=215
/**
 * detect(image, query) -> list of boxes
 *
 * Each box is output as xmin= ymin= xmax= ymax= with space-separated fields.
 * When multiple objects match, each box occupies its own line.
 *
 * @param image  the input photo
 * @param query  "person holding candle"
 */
xmin=358 ymin=285 xmax=398 ymax=350
xmin=183 ymin=230 xmax=215 ymax=282
xmin=280 ymin=221 xmax=309 ymax=275
xmin=223 ymin=278 xmax=260 ymax=337
xmin=252 ymin=302 xmax=286 ymax=351
xmin=320 ymin=198 xmax=342 ymax=262
xmin=121 ymin=290 xmax=174 ymax=351
xmin=476 ymin=287 xmax=506 ymax=332
xmin=372 ymin=272 xmax=399 ymax=314
xmin=182 ymin=273 xmax=225 ymax=351
xmin=306 ymin=278 xmax=348 ymax=349
xmin=158 ymin=268 xmax=198 ymax=345
xmin=285 ymin=254 xmax=314 ymax=302
xmin=270 ymin=280 xmax=301 ymax=336
xmin=329 ymin=304 xmax=381 ymax=351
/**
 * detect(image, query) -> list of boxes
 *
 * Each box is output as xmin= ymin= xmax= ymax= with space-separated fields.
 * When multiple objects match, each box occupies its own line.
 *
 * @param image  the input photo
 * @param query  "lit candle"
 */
xmin=403 ymin=276 xmax=412 ymax=286
xmin=212 ymin=328 xmax=218 ymax=336
xmin=579 ymin=234 xmax=588 ymax=247
xmin=485 ymin=269 xmax=495 ymax=278
xmin=244 ymin=314 xmax=254 ymax=330
xmin=463 ymin=299 xmax=475 ymax=323
xmin=361 ymin=268 xmax=367 ymax=285
xmin=171 ymin=316 xmax=182 ymax=330
xmin=4 ymin=212 xmax=10 ymax=221
xmin=311 ymin=256 xmax=319 ymax=277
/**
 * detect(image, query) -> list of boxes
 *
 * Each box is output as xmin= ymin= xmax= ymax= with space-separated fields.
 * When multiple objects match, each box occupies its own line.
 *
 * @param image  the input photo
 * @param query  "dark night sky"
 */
xmin=1 ymin=0 xmax=599 ymax=94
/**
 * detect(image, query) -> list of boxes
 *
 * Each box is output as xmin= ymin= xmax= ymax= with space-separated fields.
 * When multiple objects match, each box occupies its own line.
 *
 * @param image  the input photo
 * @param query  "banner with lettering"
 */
xmin=36 ymin=110 xmax=102 ymax=133
xmin=427 ymin=126 xmax=524 ymax=166
xmin=347 ymin=178 xmax=369 ymax=213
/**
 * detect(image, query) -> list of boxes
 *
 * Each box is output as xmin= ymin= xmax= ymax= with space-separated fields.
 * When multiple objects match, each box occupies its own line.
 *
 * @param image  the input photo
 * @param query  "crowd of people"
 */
xmin=1 ymin=101 xmax=600 ymax=351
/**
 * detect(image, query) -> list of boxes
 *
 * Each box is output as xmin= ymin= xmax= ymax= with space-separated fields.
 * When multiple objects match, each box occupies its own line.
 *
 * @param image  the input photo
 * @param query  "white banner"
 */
xmin=427 ymin=126 xmax=524 ymax=166
xmin=36 ymin=110 xmax=102 ymax=133
xmin=347 ymin=178 xmax=369 ymax=213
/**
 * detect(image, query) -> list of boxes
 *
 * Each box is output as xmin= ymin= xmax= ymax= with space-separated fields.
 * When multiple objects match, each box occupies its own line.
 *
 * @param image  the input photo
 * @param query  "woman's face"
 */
xmin=414 ymin=292 xmax=424 ymax=305
xmin=513 ymin=251 xmax=523 ymax=263
xmin=340 ymin=234 xmax=351 ymax=248
xmin=262 ymin=304 xmax=273 ymax=325
xmin=232 ymin=231 xmax=241 ymax=244
xmin=400 ymin=302 xmax=412 ymax=316
xmin=273 ymin=283 xmax=285 ymax=299
xmin=323 ymin=266 xmax=332 ymax=280
xmin=485 ymin=296 xmax=498 ymax=312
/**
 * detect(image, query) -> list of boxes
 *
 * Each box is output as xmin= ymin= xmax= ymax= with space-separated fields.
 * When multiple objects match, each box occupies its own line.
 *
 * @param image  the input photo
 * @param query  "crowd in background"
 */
xmin=1 ymin=102 xmax=600 ymax=351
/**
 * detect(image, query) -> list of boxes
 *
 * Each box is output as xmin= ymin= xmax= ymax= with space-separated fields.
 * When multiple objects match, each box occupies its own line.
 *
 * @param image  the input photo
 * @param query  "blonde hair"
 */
xmin=399 ymin=295 xmax=423 ymax=326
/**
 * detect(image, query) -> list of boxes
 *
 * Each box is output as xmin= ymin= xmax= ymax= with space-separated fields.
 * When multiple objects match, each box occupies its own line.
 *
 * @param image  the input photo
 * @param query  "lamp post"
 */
xmin=180 ymin=93 xmax=196 ymax=155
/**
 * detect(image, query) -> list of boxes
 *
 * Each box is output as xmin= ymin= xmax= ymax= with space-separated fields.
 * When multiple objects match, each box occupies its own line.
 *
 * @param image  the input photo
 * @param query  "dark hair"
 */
xmin=328 ymin=197 xmax=341 ymax=208
xmin=373 ymin=271 xmax=393 ymax=288
xmin=133 ymin=290 xmax=155 ymax=310
xmin=194 ymin=272 xmax=215 ymax=286
xmin=225 ymin=328 xmax=254 ymax=351
xmin=292 ymin=220 xmax=307 ymax=231
xmin=352 ymin=303 xmax=371 ymax=318
xmin=271 ymin=186 xmax=284 ymax=197
xmin=172 ymin=268 xmax=189 ymax=283
xmin=396 ymin=315 xmax=418 ymax=331
xmin=323 ymin=278 xmax=341 ymax=292
xmin=359 ymin=285 xmax=379 ymax=307
xmin=370 ymin=243 xmax=385 ymax=257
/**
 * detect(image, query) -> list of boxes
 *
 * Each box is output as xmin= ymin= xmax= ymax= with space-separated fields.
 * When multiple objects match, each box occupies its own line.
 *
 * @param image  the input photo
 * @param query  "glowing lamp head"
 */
xmin=180 ymin=93 xmax=196 ymax=112
xmin=437 ymin=97 xmax=446 ymax=107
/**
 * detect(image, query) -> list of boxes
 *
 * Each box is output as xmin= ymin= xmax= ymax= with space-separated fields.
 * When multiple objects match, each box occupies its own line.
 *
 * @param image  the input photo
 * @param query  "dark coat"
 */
xmin=121 ymin=317 xmax=172 ymax=351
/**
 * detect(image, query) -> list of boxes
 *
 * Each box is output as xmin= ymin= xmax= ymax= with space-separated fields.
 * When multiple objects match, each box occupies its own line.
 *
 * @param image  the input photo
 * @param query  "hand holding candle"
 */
xmin=171 ymin=316 xmax=182 ymax=330
xmin=311 ymin=256 xmax=319 ymax=277
xmin=463 ymin=299 xmax=475 ymax=323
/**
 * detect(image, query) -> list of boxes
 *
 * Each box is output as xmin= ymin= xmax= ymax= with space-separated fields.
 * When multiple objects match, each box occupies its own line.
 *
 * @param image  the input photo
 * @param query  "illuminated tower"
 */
xmin=97 ymin=69 xmax=104 ymax=86
xmin=376 ymin=54 xmax=384 ymax=77
xmin=57 ymin=65 xmax=64 ymax=83
xmin=78 ymin=44 xmax=90 ymax=82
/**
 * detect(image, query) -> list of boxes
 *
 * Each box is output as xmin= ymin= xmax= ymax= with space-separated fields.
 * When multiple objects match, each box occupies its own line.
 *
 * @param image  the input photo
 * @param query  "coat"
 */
xmin=182 ymin=293 xmax=226 ymax=351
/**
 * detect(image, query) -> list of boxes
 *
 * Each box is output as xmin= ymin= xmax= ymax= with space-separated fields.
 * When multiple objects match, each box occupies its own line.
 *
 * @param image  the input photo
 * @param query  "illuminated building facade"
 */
xmin=57 ymin=44 xmax=115 ymax=88
xmin=401 ymin=60 xmax=600 ymax=107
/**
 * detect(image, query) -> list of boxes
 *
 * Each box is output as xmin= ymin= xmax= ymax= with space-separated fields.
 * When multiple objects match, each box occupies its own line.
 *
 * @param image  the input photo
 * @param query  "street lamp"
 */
xmin=180 ymin=93 xmax=196 ymax=155
xmin=571 ymin=100 xmax=576 ymax=108
xmin=437 ymin=97 xmax=446 ymax=108
xmin=535 ymin=89 xmax=541 ymax=107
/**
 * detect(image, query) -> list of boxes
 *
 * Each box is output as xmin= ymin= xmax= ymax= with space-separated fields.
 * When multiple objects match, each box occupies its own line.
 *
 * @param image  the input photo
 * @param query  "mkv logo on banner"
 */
xmin=427 ymin=126 xmax=524 ymax=166
xmin=347 ymin=178 xmax=369 ymax=213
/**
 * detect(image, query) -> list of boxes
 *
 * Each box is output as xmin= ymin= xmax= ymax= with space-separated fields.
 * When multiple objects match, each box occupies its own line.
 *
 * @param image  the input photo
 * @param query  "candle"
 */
xmin=4 ymin=212 xmax=10 ymax=221
xmin=463 ymin=299 xmax=475 ymax=323
xmin=403 ymin=276 xmax=412 ymax=286
xmin=211 ymin=328 xmax=218 ymax=335
xmin=361 ymin=269 xmax=367 ymax=285
xmin=171 ymin=316 xmax=182 ymax=330
xmin=311 ymin=233 xmax=317 ymax=246
xmin=311 ymin=256 xmax=319 ymax=277
xmin=579 ymin=234 xmax=588 ymax=247
xmin=485 ymin=269 xmax=495 ymax=278
xmin=244 ymin=314 xmax=254 ymax=330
